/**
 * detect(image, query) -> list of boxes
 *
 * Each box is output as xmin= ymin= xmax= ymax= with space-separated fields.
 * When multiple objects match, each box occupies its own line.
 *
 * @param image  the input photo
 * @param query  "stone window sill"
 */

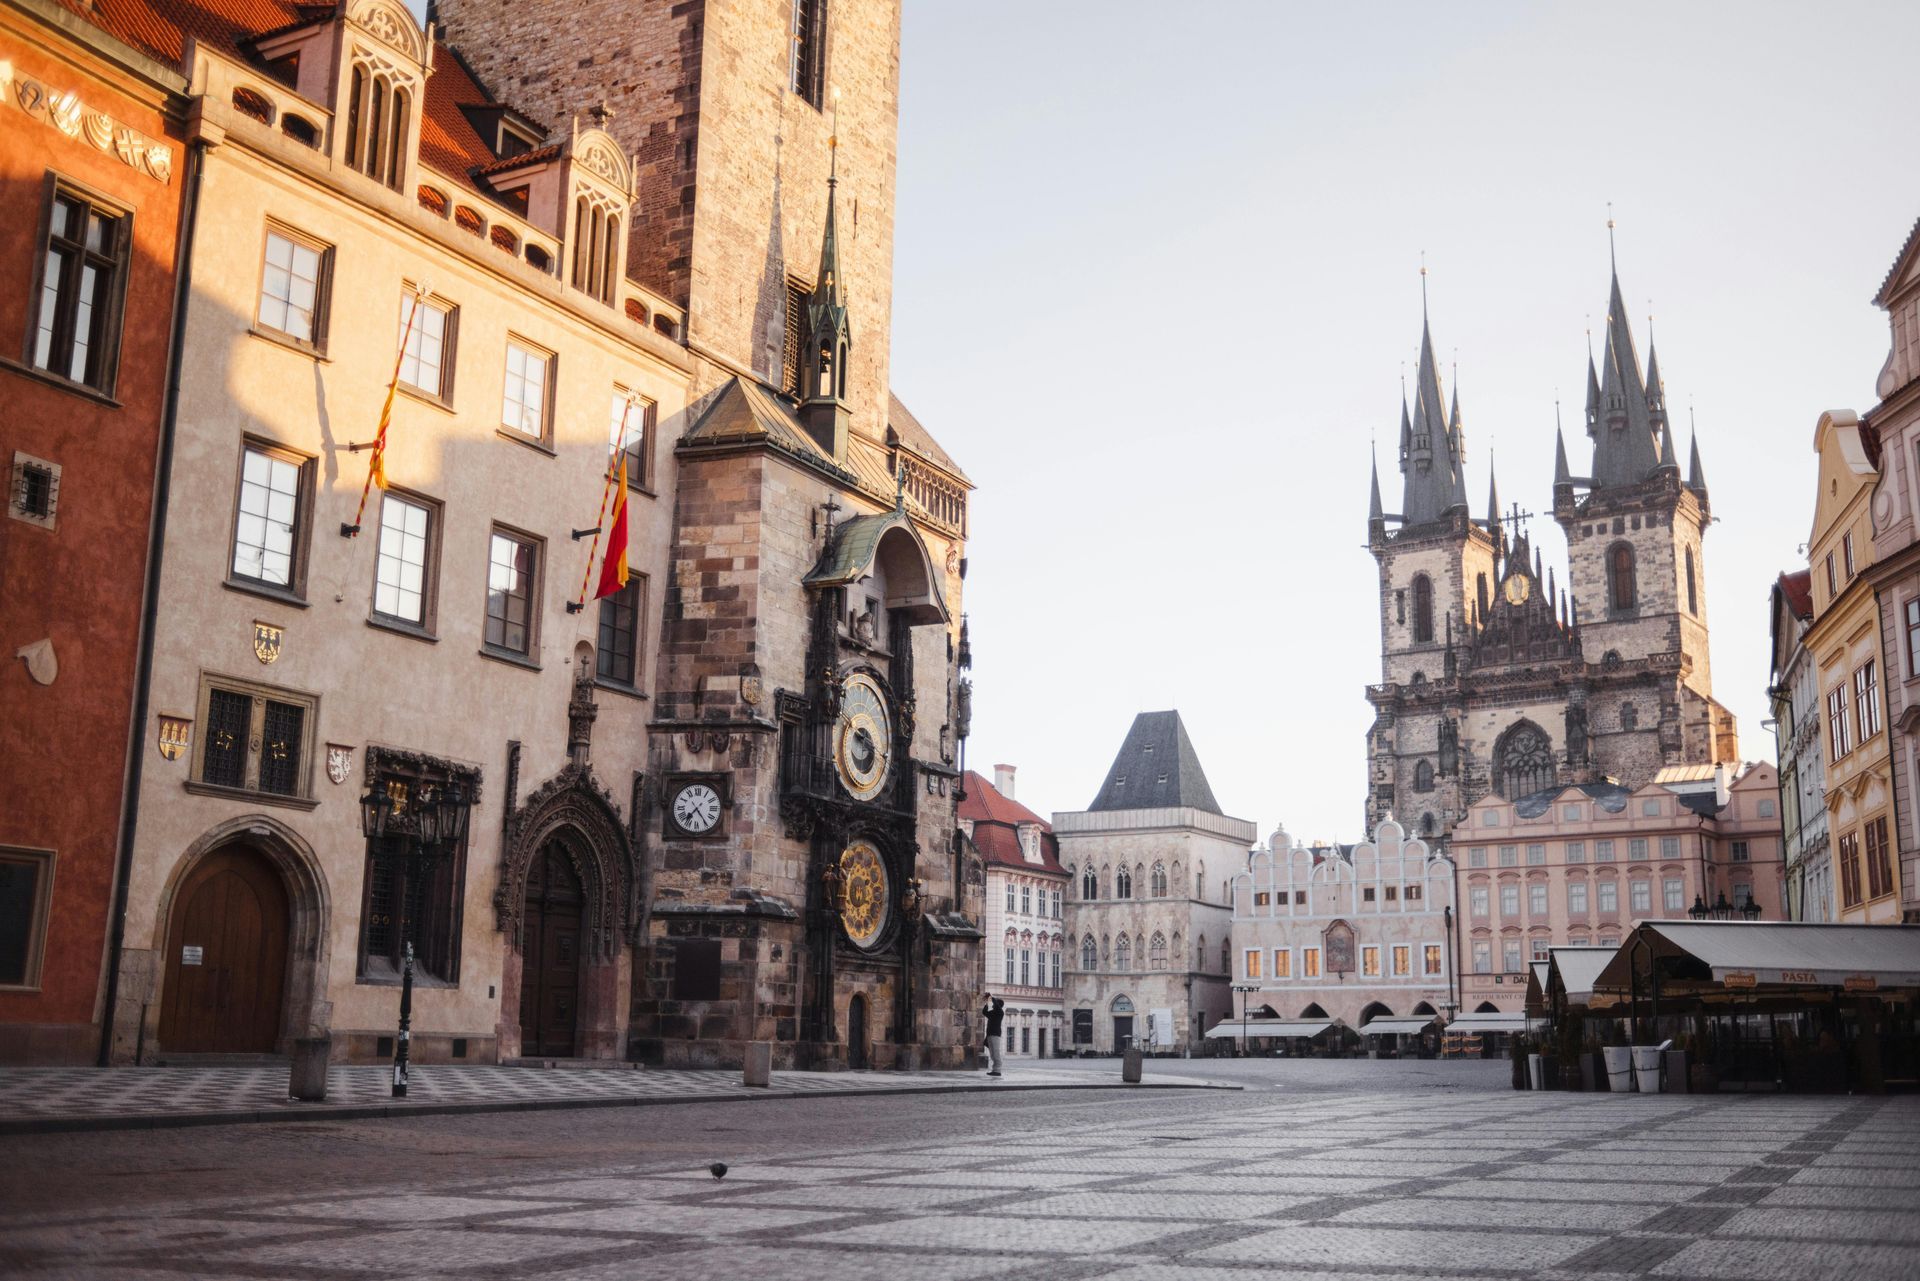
xmin=184 ymin=779 xmax=321 ymax=811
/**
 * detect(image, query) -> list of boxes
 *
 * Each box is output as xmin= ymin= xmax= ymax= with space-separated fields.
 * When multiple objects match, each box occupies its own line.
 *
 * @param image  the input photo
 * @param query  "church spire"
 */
xmin=798 ymin=99 xmax=852 ymax=458
xmin=1658 ymin=417 xmax=1679 ymax=473
xmin=1688 ymin=425 xmax=1708 ymax=493
xmin=1399 ymin=283 xmax=1465 ymax=526
xmin=1589 ymin=235 xmax=1661 ymax=488
xmin=1369 ymin=450 xmax=1385 ymax=524
xmin=1486 ymin=456 xmax=1503 ymax=562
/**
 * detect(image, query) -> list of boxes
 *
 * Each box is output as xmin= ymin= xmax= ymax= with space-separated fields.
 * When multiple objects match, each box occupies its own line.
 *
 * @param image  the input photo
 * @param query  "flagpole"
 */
xmin=567 ymin=395 xmax=637 ymax=614
xmin=342 ymin=281 xmax=428 ymax=538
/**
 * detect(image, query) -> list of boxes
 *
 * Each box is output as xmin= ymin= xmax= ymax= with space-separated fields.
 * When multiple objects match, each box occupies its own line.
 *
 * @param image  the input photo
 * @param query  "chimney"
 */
xmin=993 ymin=763 xmax=1017 ymax=799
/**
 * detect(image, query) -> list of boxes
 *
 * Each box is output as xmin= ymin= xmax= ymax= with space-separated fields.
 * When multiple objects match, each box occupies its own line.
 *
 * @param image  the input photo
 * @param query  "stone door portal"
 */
xmin=519 ymin=844 xmax=583 ymax=1057
xmin=159 ymin=846 xmax=290 ymax=1054
xmin=1113 ymin=1015 xmax=1134 ymax=1050
xmin=847 ymin=994 xmax=869 ymax=1068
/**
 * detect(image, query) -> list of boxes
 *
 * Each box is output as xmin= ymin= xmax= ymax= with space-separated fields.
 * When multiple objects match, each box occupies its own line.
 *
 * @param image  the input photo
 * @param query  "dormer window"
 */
xmin=498 ymin=122 xmax=540 ymax=159
xmin=571 ymin=193 xmax=620 ymax=305
xmin=345 ymin=61 xmax=411 ymax=190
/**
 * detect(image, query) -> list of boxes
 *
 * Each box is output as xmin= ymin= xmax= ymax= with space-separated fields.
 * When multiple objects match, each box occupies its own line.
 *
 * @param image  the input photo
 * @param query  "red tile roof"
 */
xmin=420 ymin=44 xmax=508 ymax=197
xmin=1777 ymin=569 xmax=1813 ymax=621
xmin=960 ymin=771 xmax=1066 ymax=875
xmin=78 ymin=0 xmax=311 ymax=65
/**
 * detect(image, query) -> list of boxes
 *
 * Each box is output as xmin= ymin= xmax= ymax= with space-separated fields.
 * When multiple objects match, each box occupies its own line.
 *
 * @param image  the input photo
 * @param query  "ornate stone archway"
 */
xmin=495 ymin=766 xmax=637 ymax=1059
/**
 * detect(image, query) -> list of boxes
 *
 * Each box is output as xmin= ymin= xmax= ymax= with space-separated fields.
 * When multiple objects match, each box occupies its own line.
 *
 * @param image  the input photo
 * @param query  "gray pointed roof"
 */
xmin=1688 ymin=430 xmax=1707 ymax=491
xmin=1553 ymin=423 xmax=1572 ymax=485
xmin=1087 ymin=711 xmax=1223 ymax=814
xmin=1400 ymin=314 xmax=1466 ymax=526
xmin=1591 ymin=266 xmax=1662 ymax=487
xmin=1369 ymin=452 xmax=1384 ymax=521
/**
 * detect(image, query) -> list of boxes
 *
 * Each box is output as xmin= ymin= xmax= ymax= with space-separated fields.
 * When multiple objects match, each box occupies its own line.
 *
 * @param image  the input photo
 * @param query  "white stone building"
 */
xmin=960 ymin=766 xmax=1067 ymax=1058
xmin=1058 ymin=712 xmax=1249 ymax=1053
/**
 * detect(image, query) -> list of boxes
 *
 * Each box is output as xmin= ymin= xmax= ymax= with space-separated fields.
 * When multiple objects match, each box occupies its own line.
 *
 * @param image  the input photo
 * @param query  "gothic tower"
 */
xmin=1553 ymin=254 xmax=1731 ymax=763
xmin=1366 ymin=301 xmax=1498 ymax=838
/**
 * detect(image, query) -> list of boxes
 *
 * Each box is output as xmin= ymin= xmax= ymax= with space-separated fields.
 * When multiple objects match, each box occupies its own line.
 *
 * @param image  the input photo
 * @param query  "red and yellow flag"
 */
xmin=593 ymin=451 xmax=630 ymax=600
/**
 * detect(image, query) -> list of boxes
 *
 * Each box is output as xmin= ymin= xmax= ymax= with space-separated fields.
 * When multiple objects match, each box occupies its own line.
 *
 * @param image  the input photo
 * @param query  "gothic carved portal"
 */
xmin=496 ymin=767 xmax=637 ymax=960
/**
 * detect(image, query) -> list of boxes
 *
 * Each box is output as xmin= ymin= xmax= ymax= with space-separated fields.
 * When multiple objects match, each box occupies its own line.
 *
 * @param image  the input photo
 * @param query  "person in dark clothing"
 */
xmin=982 ymin=994 xmax=1005 ymax=1076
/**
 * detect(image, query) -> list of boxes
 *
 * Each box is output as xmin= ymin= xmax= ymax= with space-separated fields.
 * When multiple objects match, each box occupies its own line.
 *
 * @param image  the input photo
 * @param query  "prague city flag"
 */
xmin=593 ymin=452 xmax=630 ymax=599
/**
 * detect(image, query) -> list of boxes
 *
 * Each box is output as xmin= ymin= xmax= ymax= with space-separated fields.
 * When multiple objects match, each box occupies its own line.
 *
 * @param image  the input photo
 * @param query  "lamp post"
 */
xmin=1231 ymin=980 xmax=1259 ymax=1059
xmin=360 ymin=776 xmax=471 ymax=1098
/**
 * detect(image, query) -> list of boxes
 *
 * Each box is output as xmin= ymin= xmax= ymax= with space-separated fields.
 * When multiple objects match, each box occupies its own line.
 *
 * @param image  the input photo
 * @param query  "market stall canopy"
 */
xmin=1592 ymin=922 xmax=1920 ymax=997
xmin=1359 ymin=1016 xmax=1437 ymax=1036
xmin=1443 ymin=1011 xmax=1528 ymax=1034
xmin=1525 ymin=961 xmax=1552 ymax=1018
xmin=1204 ymin=1019 xmax=1335 ymax=1040
xmin=1547 ymin=946 xmax=1620 ymax=1008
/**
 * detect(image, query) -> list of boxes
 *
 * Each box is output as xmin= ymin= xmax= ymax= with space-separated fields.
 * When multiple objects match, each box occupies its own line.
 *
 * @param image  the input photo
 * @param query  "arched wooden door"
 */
xmin=847 ymin=994 xmax=868 ymax=1068
xmin=159 ymin=846 xmax=290 ymax=1054
xmin=519 ymin=843 xmax=583 ymax=1057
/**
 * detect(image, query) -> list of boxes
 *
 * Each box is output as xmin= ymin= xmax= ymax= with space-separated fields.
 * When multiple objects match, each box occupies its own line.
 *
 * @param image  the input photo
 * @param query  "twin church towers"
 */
xmin=1364 ymin=250 xmax=1739 ymax=842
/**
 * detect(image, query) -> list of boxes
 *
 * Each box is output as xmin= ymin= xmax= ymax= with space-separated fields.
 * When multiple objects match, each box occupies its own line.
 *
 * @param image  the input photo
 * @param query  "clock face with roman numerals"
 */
xmin=834 ymin=672 xmax=891 ymax=802
xmin=671 ymin=782 xmax=722 ymax=834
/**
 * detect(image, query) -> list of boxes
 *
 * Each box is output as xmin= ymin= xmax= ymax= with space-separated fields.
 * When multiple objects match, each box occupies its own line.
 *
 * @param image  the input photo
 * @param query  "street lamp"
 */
xmin=1231 ymin=980 xmax=1260 ymax=1059
xmin=360 ymin=775 xmax=472 ymax=1098
xmin=1689 ymin=894 xmax=1709 ymax=921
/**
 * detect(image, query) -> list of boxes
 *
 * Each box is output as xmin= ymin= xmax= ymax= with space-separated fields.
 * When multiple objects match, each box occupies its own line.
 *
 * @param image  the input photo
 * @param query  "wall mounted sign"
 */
xmin=0 ymin=60 xmax=174 ymax=184
xmin=157 ymin=714 xmax=192 ymax=761
xmin=326 ymin=744 xmax=354 ymax=785
xmin=181 ymin=945 xmax=203 ymax=966
xmin=252 ymin=621 xmax=283 ymax=664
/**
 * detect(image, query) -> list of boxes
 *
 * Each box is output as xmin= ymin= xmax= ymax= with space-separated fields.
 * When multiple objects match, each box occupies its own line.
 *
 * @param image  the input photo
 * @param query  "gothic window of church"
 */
xmin=1150 ymin=862 xmax=1168 ymax=897
xmin=1685 ymin=548 xmax=1698 ymax=614
xmin=1607 ymin=543 xmax=1636 ymax=613
xmin=1115 ymin=866 xmax=1132 ymax=899
xmin=1082 ymin=867 xmax=1097 ymax=900
xmin=1421 ymin=812 xmax=1435 ymax=836
xmin=1412 ymin=574 xmax=1434 ymax=643
xmin=1414 ymin=760 xmax=1434 ymax=793
xmin=1621 ymin=703 xmax=1638 ymax=731
xmin=1196 ymin=933 xmax=1207 ymax=968
xmin=1395 ymin=589 xmax=1405 ymax=624
xmin=1081 ymin=935 xmax=1096 ymax=968
xmin=1115 ymin=935 xmax=1132 ymax=970
xmin=1478 ymin=573 xmax=1489 ymax=616
xmin=1493 ymin=722 xmax=1556 ymax=799
xmin=345 ymin=62 xmax=411 ymax=191
xmin=789 ymin=0 xmax=827 ymax=108
xmin=1221 ymin=938 xmax=1230 ymax=972
xmin=1149 ymin=932 xmax=1168 ymax=969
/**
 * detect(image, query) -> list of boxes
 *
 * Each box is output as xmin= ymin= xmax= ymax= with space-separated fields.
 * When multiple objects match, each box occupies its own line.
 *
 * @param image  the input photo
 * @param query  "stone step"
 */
xmin=153 ymin=1054 xmax=290 ymax=1067
xmin=499 ymin=1057 xmax=642 ymax=1071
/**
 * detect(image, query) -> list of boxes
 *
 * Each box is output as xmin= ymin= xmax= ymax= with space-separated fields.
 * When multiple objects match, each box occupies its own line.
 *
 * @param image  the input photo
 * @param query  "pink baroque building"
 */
xmin=1230 ymin=818 xmax=1458 ymax=1028
xmin=1450 ymin=765 xmax=1786 ymax=1014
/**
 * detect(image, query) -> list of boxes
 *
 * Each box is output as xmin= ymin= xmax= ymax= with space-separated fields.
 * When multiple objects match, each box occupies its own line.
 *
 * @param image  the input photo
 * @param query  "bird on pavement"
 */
xmin=709 ymin=1162 xmax=728 ymax=1180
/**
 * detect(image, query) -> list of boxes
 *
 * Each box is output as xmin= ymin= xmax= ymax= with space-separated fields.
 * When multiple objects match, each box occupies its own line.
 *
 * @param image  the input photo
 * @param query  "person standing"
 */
xmin=982 ymin=994 xmax=1005 ymax=1076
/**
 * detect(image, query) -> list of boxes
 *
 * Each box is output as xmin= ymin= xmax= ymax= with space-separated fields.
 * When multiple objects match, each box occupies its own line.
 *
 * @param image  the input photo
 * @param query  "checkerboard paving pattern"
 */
xmin=0 ymin=1063 xmax=1212 ymax=1125
xmin=4 ymin=1088 xmax=1918 ymax=1279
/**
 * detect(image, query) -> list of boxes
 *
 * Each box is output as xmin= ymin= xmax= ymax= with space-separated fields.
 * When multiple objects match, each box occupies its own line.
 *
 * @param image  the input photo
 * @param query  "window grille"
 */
xmin=202 ymin=690 xmax=251 ymax=788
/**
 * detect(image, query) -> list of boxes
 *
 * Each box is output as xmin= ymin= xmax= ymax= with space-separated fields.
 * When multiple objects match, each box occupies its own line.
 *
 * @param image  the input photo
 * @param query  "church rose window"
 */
xmin=1495 ymin=723 xmax=1555 ymax=799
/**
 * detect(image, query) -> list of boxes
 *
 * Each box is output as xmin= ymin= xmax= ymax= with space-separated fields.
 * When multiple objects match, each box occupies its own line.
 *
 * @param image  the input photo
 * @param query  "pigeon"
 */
xmin=709 ymin=1162 xmax=728 ymax=1180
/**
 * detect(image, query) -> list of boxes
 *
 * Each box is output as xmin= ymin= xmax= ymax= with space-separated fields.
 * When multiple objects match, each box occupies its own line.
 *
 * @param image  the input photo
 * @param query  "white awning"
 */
xmin=1445 ymin=1012 xmax=1528 ymax=1033
xmin=1359 ymin=1016 xmax=1437 ymax=1036
xmin=1592 ymin=922 xmax=1920 ymax=992
xmin=1204 ymin=1019 xmax=1334 ymax=1040
xmin=1548 ymin=945 xmax=1619 ymax=1003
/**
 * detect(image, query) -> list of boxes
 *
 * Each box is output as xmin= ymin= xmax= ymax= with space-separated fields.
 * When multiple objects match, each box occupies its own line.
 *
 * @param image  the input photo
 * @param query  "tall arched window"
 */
xmin=1414 ymin=760 xmax=1435 ymax=792
xmin=1608 ymin=543 xmax=1636 ymax=613
xmin=1115 ymin=866 xmax=1133 ymax=899
xmin=1494 ymin=720 xmax=1557 ymax=799
xmin=1115 ymin=935 xmax=1132 ymax=970
xmin=1081 ymin=935 xmax=1097 ymax=969
xmin=1151 ymin=862 xmax=1168 ymax=897
xmin=1686 ymin=548 xmax=1698 ymax=615
xmin=1149 ymin=932 xmax=1168 ymax=969
xmin=345 ymin=63 xmax=411 ymax=191
xmin=1220 ymin=938 xmax=1231 ymax=972
xmin=1412 ymin=574 xmax=1434 ymax=643
xmin=1081 ymin=866 xmax=1096 ymax=899
xmin=1197 ymin=933 xmax=1208 ymax=968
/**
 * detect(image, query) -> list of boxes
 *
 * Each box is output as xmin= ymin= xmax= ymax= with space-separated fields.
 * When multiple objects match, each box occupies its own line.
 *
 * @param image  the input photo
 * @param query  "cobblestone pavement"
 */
xmin=0 ymin=1061 xmax=1227 ymax=1132
xmin=2 ymin=1062 xmax=1916 ymax=1280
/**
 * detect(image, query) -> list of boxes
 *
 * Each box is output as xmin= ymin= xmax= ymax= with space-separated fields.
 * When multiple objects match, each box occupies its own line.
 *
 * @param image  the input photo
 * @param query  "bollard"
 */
xmin=1122 ymin=1046 xmax=1143 ymax=1084
xmin=743 ymin=1041 xmax=772 ymax=1088
xmin=289 ymin=1035 xmax=331 ymax=1102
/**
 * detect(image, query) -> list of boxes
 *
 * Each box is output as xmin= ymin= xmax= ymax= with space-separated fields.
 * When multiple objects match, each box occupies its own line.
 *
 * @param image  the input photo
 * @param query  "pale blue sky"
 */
xmin=889 ymin=1 xmax=1919 ymax=841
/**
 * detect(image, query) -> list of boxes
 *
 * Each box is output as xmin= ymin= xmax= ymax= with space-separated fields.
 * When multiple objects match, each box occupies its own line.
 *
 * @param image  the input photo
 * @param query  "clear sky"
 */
xmin=888 ymin=0 xmax=1919 ymax=844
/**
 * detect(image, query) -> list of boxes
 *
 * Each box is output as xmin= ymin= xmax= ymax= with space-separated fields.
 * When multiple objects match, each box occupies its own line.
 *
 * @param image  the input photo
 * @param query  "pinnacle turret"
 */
xmin=1688 ymin=429 xmax=1707 ymax=493
xmin=798 ymin=134 xmax=853 ymax=457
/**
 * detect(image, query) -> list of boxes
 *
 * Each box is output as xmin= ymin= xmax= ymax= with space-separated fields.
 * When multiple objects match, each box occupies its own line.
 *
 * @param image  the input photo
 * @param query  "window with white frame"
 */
xmin=1527 ymin=844 xmax=1546 ymax=865
xmin=1629 ymin=838 xmax=1648 ymax=859
xmin=1663 ymin=877 xmax=1684 ymax=913
xmin=1641 ymin=799 xmax=1661 ymax=817
xmin=1565 ymin=841 xmax=1585 ymax=863
xmin=1243 ymin=948 xmax=1262 ymax=979
xmin=397 ymin=291 xmax=454 ymax=400
xmin=1003 ymin=948 xmax=1013 ymax=983
xmin=1500 ymin=883 xmax=1519 ymax=916
xmin=1532 ymin=938 xmax=1551 ymax=961
xmin=1498 ymin=845 xmax=1518 ymax=867
xmin=1470 ymin=884 xmax=1490 ymax=917
xmin=500 ymin=338 xmax=551 ymax=438
xmin=1392 ymin=945 xmax=1410 ymax=976
xmin=1302 ymin=947 xmax=1321 ymax=977
xmin=1597 ymin=879 xmax=1619 ymax=913
xmin=1469 ymin=848 xmax=1487 ymax=868
xmin=1630 ymin=879 xmax=1651 ymax=913
xmin=1472 ymin=940 xmax=1491 ymax=973
xmin=1660 ymin=836 xmax=1680 ymax=859
xmin=1423 ymin=943 xmax=1442 ymax=975
xmin=1595 ymin=840 xmax=1615 ymax=862
xmin=257 ymin=227 xmax=330 ymax=347
xmin=372 ymin=491 xmax=435 ymax=627
xmin=230 ymin=440 xmax=310 ymax=593
xmin=1272 ymin=948 xmax=1291 ymax=978
xmin=1005 ymin=884 xmax=1014 ymax=913
xmin=1529 ymin=883 xmax=1548 ymax=916
xmin=1361 ymin=946 xmax=1380 ymax=977
xmin=1732 ymin=840 xmax=1750 ymax=862
xmin=1020 ymin=949 xmax=1030 ymax=985
xmin=1503 ymin=939 xmax=1523 ymax=972
xmin=1021 ymin=885 xmax=1030 ymax=915
xmin=1568 ymin=881 xmax=1589 ymax=914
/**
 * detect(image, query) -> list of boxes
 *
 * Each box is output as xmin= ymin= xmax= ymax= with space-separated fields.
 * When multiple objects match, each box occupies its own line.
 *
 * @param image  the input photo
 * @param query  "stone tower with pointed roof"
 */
xmin=430 ymin=0 xmax=982 ymax=1069
xmin=1366 ymin=252 xmax=1739 ymax=848
xmin=1054 ymin=712 xmax=1253 ymax=1053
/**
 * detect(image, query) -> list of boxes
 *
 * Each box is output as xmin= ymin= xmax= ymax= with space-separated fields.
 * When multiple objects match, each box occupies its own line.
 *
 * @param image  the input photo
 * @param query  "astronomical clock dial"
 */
xmin=1503 ymin=573 xmax=1531 ymax=606
xmin=671 ymin=782 xmax=723 ymax=835
xmin=838 ymin=839 xmax=890 ymax=949
xmin=834 ymin=672 xmax=892 ymax=802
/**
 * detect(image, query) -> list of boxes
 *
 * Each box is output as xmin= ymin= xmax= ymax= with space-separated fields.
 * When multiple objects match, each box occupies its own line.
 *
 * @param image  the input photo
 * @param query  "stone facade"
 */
xmin=1057 ymin=712 xmax=1248 ymax=1053
xmin=1366 ymin=261 xmax=1739 ymax=847
xmin=1863 ymin=219 xmax=1920 ymax=924
xmin=962 ymin=766 xmax=1068 ymax=1059
xmin=1806 ymin=410 xmax=1902 ymax=924
xmin=1230 ymin=819 xmax=1457 ymax=1030
xmin=0 ymin=0 xmax=189 ymax=1064
xmin=1448 ymin=765 xmax=1786 ymax=1015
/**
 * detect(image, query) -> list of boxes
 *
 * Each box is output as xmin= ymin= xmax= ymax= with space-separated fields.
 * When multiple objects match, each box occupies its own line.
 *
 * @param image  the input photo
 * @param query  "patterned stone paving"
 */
xmin=0 ymin=1063 xmax=1222 ymax=1130
xmin=2 ymin=1087 xmax=1917 ymax=1279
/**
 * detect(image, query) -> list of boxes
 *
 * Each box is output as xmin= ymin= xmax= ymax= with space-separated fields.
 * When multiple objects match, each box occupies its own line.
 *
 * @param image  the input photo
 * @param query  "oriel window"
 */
xmin=30 ymin=183 xmax=129 ymax=392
